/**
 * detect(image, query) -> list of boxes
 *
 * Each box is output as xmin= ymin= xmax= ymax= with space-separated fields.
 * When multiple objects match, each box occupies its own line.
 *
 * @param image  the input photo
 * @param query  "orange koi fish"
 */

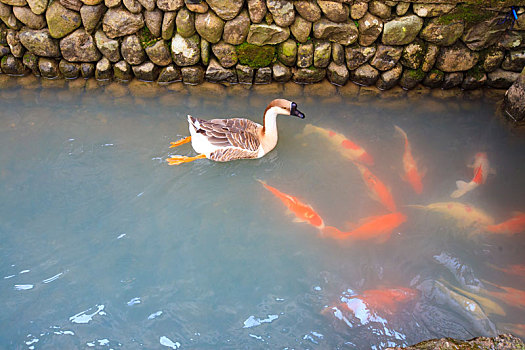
xmin=258 ymin=180 xmax=324 ymax=229
xmin=407 ymin=202 xmax=494 ymax=229
xmin=451 ymin=152 xmax=492 ymax=198
xmin=353 ymin=162 xmax=396 ymax=212
xmin=302 ymin=124 xmax=374 ymax=165
xmin=490 ymin=264 xmax=525 ymax=278
xmin=394 ymin=125 xmax=424 ymax=194
xmin=485 ymin=212 xmax=525 ymax=235
xmin=322 ymin=212 xmax=407 ymax=243
xmin=324 ymin=287 xmax=418 ymax=317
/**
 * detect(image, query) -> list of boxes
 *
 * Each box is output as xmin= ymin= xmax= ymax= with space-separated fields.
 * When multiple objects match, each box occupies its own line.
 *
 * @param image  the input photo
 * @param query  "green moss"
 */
xmin=430 ymin=69 xmax=444 ymax=79
xmin=406 ymin=68 xmax=426 ymax=81
xmin=467 ymin=64 xmax=485 ymax=80
xmin=438 ymin=4 xmax=494 ymax=25
xmin=1 ymin=56 xmax=7 ymax=66
xmin=138 ymin=26 xmax=161 ymax=49
xmin=235 ymin=43 xmax=276 ymax=69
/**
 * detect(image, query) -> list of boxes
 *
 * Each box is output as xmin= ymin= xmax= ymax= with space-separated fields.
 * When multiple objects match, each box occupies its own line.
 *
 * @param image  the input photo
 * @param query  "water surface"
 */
xmin=1 ymin=78 xmax=524 ymax=349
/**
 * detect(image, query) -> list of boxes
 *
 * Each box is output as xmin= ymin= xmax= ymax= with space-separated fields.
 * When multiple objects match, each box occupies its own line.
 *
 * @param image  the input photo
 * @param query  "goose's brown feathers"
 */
xmin=189 ymin=116 xmax=261 ymax=151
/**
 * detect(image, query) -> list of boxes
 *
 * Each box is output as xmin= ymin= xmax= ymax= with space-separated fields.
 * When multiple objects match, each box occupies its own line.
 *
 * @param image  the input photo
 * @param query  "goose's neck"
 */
xmin=263 ymin=107 xmax=279 ymax=136
xmin=261 ymin=107 xmax=279 ymax=152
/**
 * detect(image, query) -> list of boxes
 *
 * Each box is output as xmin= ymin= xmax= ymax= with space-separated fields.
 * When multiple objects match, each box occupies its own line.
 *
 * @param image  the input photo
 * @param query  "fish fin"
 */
xmin=404 ymin=204 xmax=427 ymax=210
xmin=292 ymin=217 xmax=306 ymax=223
xmin=450 ymin=180 xmax=469 ymax=198
xmin=393 ymin=125 xmax=407 ymax=139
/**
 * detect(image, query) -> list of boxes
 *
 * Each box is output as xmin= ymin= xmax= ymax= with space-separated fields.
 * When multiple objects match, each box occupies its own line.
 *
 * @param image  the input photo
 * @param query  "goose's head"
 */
xmin=266 ymin=99 xmax=305 ymax=119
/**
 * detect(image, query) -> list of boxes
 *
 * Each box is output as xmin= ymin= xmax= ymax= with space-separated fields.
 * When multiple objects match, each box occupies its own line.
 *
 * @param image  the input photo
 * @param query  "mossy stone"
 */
xmin=138 ymin=26 xmax=161 ymax=49
xmin=437 ymin=5 xmax=492 ymax=26
xmin=235 ymin=42 xmax=275 ymax=69
xmin=277 ymin=39 xmax=296 ymax=66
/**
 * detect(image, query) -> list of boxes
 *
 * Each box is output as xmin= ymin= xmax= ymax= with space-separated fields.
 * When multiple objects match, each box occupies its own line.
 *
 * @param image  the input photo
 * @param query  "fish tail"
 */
xmin=450 ymin=180 xmax=469 ymax=198
xmin=394 ymin=125 xmax=408 ymax=142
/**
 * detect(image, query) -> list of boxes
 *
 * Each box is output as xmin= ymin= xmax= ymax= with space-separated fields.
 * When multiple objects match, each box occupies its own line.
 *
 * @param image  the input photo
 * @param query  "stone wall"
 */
xmin=1 ymin=0 xmax=524 ymax=90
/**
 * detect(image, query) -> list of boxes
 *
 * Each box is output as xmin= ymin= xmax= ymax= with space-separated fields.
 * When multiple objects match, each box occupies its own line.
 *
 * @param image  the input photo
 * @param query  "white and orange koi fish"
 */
xmin=451 ymin=152 xmax=492 ymax=198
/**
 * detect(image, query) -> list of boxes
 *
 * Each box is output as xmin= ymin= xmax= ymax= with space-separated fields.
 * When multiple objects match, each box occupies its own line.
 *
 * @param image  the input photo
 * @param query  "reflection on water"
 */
xmin=0 ymin=77 xmax=524 ymax=349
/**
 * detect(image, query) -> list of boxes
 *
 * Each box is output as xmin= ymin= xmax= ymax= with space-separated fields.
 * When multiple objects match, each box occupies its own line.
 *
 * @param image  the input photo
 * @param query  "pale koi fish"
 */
xmin=451 ymin=152 xmax=492 ymax=198
xmin=301 ymin=124 xmax=374 ymax=165
xmin=407 ymin=202 xmax=494 ymax=229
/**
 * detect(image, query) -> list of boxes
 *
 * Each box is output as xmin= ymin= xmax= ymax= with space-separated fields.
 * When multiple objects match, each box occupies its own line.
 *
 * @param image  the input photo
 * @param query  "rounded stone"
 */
xmin=95 ymin=56 xmax=112 ymax=79
xmin=195 ymin=10 xmax=224 ymax=44
xmin=236 ymin=63 xmax=254 ymax=84
xmin=222 ymin=9 xmax=249 ymax=45
xmin=247 ymin=23 xmax=290 ymax=46
xmin=144 ymin=39 xmax=171 ymax=66
xmin=18 ymin=28 xmax=60 ymax=57
xmin=413 ymin=4 xmax=455 ymax=17
xmin=254 ymin=66 xmax=271 ymax=84
xmin=185 ymin=0 xmax=207 ymax=14
xmin=313 ymin=18 xmax=358 ymax=46
xmin=157 ymin=64 xmax=181 ymax=83
xmin=400 ymin=39 xmax=425 ymax=69
xmin=382 ymin=15 xmax=423 ymax=46
xmin=370 ymin=45 xmax=402 ymax=71
xmin=399 ymin=68 xmax=425 ymax=89
xmin=121 ymin=34 xmax=146 ymax=65
xmin=327 ymin=61 xmax=349 ymax=86
xmin=80 ymin=62 xmax=95 ymax=77
xmin=12 ymin=6 xmax=45 ymax=29
xmin=1 ymin=55 xmax=26 ymax=75
xmin=22 ymin=52 xmax=39 ymax=74
xmin=350 ymin=1 xmax=367 ymax=20
xmin=503 ymin=70 xmax=525 ymax=122
xmin=26 ymin=0 xmax=48 ymax=15
xmin=290 ymin=15 xmax=311 ymax=43
xmin=331 ymin=42 xmax=344 ymax=65
xmin=422 ymin=69 xmax=444 ymax=88
xmin=461 ymin=15 xmax=507 ymax=51
xmin=171 ymin=33 xmax=200 ymax=66
xmin=156 ymin=0 xmax=182 ymax=12
xmin=59 ymin=59 xmax=80 ymax=78
xmin=144 ymin=9 xmax=162 ymax=37
xmin=292 ymin=67 xmax=326 ymax=84
xmin=318 ymin=1 xmax=349 ymax=23
xmin=123 ymin=0 xmax=142 ymax=13
xmin=176 ymin=7 xmax=195 ymax=38
xmin=38 ymin=57 xmax=59 ymax=78
xmin=206 ymin=0 xmax=243 ymax=21
xmin=102 ymin=7 xmax=144 ymax=39
xmin=358 ymin=12 xmax=383 ymax=46
xmin=114 ymin=59 xmax=132 ymax=80
xmin=278 ymin=38 xmax=296 ymax=66
xmin=161 ymin=11 xmax=176 ymax=40
xmin=272 ymin=61 xmax=291 ymax=82
xmin=60 ymin=29 xmax=102 ymax=62
xmin=368 ymin=0 xmax=390 ymax=19
xmin=345 ymin=44 xmax=376 ymax=70
xmin=350 ymin=63 xmax=378 ymax=86
xmin=266 ymin=0 xmax=294 ymax=27
xmin=442 ymin=71 xmax=463 ymax=89
xmin=313 ymin=40 xmax=331 ymax=68
xmin=482 ymin=48 xmax=504 ymax=73
xmin=376 ymin=63 xmax=402 ymax=90
xmin=132 ymin=60 xmax=158 ymax=81
xmin=435 ymin=42 xmax=479 ymax=72
xmin=80 ymin=4 xmax=107 ymax=34
xmin=211 ymin=41 xmax=237 ymax=68
xmin=94 ymin=29 xmax=120 ymax=62
xmin=297 ymin=40 xmax=313 ymax=68
xmin=247 ymin=0 xmax=266 ymax=24
xmin=294 ymin=0 xmax=321 ymax=22
xmin=487 ymin=69 xmax=520 ymax=89
xmin=45 ymin=1 xmax=82 ymax=39
xmin=420 ymin=17 xmax=464 ymax=47
xmin=205 ymin=58 xmax=236 ymax=82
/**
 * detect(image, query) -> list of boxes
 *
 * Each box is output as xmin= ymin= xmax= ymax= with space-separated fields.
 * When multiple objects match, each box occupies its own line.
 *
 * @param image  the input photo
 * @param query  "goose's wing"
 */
xmin=190 ymin=117 xmax=261 ymax=151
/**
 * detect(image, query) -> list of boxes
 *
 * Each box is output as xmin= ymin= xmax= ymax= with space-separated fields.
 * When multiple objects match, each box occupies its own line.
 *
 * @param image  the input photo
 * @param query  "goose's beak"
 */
xmin=291 ymin=102 xmax=305 ymax=119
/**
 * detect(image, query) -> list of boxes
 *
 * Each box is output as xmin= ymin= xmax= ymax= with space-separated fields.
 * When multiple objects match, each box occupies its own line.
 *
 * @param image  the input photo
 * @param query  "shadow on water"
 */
xmin=0 ymin=77 xmax=524 ymax=349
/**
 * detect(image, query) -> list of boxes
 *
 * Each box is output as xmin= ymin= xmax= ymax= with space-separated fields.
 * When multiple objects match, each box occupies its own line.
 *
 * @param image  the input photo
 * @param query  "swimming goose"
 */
xmin=167 ymin=99 xmax=305 ymax=165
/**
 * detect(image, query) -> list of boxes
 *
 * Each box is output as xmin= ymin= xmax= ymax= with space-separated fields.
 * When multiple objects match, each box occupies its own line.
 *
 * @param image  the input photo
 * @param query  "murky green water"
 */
xmin=1 ymin=78 xmax=524 ymax=349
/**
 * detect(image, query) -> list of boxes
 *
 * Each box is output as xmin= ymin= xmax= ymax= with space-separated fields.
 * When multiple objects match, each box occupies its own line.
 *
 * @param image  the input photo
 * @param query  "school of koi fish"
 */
xmin=259 ymin=123 xmax=525 ymax=339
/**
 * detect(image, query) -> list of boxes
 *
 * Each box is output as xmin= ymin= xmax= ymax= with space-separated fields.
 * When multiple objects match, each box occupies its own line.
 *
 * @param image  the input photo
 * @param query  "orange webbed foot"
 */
xmin=167 ymin=154 xmax=206 ymax=165
xmin=169 ymin=136 xmax=191 ymax=148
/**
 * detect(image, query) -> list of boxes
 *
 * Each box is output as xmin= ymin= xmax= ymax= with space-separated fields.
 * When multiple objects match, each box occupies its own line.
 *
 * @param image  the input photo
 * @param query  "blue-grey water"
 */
xmin=1 ymin=78 xmax=524 ymax=349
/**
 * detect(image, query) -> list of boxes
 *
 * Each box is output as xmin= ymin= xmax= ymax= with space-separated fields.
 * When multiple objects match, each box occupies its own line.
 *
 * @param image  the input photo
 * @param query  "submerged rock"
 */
xmin=387 ymin=333 xmax=525 ymax=350
xmin=503 ymin=68 xmax=525 ymax=122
